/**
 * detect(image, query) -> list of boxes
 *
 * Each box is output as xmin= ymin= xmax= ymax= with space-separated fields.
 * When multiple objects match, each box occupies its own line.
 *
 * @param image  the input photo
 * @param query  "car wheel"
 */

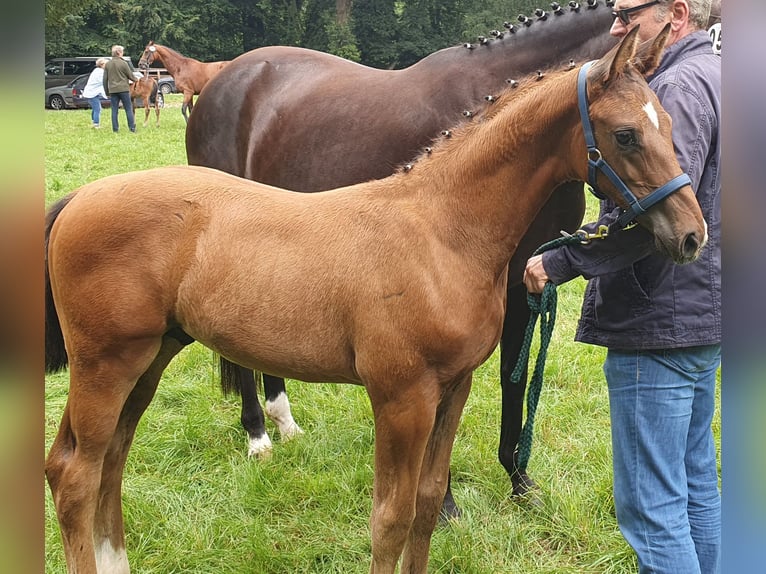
xmin=49 ymin=95 xmax=66 ymax=110
xmin=159 ymin=83 xmax=172 ymax=95
xmin=156 ymin=92 xmax=165 ymax=109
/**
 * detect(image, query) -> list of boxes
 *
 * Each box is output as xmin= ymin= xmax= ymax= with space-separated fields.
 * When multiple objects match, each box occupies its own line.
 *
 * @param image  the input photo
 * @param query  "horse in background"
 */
xmin=186 ymin=0 xmax=619 ymax=517
xmin=45 ymin=27 xmax=707 ymax=573
xmin=129 ymin=72 xmax=161 ymax=127
xmin=138 ymin=41 xmax=229 ymax=122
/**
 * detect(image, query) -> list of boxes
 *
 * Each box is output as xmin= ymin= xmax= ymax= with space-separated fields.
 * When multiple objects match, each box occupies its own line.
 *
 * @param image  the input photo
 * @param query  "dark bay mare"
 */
xmin=138 ymin=41 xmax=228 ymax=122
xmin=46 ymin=27 xmax=708 ymax=573
xmin=186 ymin=0 xmax=618 ymax=514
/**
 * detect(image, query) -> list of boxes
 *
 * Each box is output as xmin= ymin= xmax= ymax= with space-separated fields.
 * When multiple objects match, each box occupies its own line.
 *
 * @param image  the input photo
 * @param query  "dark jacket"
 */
xmin=542 ymin=31 xmax=721 ymax=350
xmin=103 ymin=57 xmax=134 ymax=95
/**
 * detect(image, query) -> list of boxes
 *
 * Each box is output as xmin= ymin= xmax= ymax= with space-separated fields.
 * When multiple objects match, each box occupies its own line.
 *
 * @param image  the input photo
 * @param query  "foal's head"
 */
xmin=582 ymin=24 xmax=707 ymax=263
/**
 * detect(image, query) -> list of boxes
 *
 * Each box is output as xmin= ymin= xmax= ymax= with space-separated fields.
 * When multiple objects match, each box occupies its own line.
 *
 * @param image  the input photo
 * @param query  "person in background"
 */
xmin=522 ymin=1 xmax=721 ymax=572
xmin=82 ymin=58 xmax=108 ymax=129
xmin=103 ymin=45 xmax=136 ymax=133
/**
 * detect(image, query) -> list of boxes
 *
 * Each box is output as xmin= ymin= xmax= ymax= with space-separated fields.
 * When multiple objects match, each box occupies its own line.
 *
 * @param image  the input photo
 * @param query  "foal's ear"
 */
xmin=631 ymin=23 xmax=671 ymax=77
xmin=605 ymin=25 xmax=641 ymax=83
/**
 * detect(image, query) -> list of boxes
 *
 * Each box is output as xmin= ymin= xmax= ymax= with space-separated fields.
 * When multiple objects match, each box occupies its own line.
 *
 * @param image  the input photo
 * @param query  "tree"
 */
xmin=303 ymin=0 xmax=360 ymax=61
xmin=351 ymin=0 xmax=399 ymax=68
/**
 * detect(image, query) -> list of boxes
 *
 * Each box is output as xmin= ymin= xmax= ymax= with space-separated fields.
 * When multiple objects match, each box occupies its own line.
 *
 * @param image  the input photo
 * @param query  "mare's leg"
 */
xmin=401 ymin=373 xmax=473 ymax=573
xmin=366 ymin=376 xmax=440 ymax=574
xmin=439 ymin=470 xmax=461 ymax=521
xmin=45 ymin=334 xmax=175 ymax=573
xmin=263 ymin=374 xmax=303 ymax=440
xmin=239 ymin=368 xmax=273 ymax=457
xmin=181 ymin=92 xmax=193 ymax=122
xmin=498 ymin=282 xmax=537 ymax=496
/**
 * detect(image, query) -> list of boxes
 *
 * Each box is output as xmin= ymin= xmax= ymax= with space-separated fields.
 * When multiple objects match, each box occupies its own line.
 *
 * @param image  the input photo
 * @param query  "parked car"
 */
xmin=45 ymin=73 xmax=164 ymax=110
xmin=44 ymin=74 xmax=91 ymax=110
xmin=45 ymin=56 xmax=134 ymax=89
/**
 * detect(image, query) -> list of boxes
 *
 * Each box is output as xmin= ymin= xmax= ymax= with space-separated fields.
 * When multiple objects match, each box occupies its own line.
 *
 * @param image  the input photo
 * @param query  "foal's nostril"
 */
xmin=682 ymin=232 xmax=701 ymax=260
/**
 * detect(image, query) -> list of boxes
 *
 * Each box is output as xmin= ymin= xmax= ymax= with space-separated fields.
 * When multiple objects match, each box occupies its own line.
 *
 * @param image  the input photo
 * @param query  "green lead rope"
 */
xmin=510 ymin=231 xmax=597 ymax=471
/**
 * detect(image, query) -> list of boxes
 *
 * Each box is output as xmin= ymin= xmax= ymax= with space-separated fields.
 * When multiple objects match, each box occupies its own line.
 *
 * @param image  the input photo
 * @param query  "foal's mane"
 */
xmin=402 ymin=63 xmax=580 ymax=172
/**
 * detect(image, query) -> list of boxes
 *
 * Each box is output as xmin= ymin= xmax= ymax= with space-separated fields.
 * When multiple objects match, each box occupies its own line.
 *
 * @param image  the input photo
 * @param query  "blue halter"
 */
xmin=577 ymin=61 xmax=691 ymax=228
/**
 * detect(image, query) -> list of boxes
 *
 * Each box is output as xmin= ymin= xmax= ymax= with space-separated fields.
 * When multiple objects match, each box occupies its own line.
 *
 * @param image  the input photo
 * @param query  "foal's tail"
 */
xmin=45 ymin=194 xmax=74 ymax=373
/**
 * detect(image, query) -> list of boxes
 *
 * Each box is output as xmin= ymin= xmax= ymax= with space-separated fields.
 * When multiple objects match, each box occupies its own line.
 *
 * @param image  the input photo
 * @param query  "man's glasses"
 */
xmin=612 ymin=0 xmax=660 ymax=25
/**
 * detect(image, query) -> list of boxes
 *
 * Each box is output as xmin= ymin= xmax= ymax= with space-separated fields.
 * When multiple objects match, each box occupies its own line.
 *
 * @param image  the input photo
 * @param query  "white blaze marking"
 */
xmin=643 ymin=101 xmax=660 ymax=130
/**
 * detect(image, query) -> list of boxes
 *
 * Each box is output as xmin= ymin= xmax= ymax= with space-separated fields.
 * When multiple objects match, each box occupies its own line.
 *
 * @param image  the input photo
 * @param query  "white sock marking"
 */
xmin=265 ymin=392 xmax=304 ymax=440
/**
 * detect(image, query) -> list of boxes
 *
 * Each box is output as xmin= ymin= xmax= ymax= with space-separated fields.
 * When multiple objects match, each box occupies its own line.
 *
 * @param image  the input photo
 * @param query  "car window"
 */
xmin=65 ymin=61 xmax=96 ymax=75
xmin=45 ymin=62 xmax=62 ymax=76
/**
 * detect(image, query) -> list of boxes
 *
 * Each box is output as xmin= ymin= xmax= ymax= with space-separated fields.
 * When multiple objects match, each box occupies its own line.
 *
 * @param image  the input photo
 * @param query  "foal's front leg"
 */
xmin=401 ymin=372 xmax=472 ymax=573
xmin=367 ymin=378 xmax=439 ymax=574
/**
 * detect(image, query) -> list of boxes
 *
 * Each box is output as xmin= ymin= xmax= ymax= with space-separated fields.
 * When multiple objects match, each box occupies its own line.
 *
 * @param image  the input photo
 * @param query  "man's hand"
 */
xmin=523 ymin=254 xmax=550 ymax=294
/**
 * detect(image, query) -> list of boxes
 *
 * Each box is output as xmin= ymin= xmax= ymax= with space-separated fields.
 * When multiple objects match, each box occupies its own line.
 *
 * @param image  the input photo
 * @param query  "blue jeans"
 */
xmin=604 ymin=345 xmax=721 ymax=574
xmin=109 ymin=91 xmax=135 ymax=132
xmin=88 ymin=96 xmax=102 ymax=125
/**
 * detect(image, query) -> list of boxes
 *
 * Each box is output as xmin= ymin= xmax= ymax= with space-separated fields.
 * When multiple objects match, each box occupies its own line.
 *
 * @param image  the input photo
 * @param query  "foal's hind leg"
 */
xmin=401 ymin=373 xmax=472 ymax=573
xmin=263 ymin=374 xmax=303 ymax=440
xmin=46 ymin=336 xmax=180 ymax=573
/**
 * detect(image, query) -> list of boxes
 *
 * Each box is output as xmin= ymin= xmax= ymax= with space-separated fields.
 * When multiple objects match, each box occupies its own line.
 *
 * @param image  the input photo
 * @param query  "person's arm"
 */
xmin=103 ymin=66 xmax=110 ymax=96
xmin=524 ymin=202 xmax=656 ymax=293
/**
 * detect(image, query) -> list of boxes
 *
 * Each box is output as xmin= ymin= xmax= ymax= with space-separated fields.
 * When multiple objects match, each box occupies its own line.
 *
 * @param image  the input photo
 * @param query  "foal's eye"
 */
xmin=615 ymin=130 xmax=638 ymax=148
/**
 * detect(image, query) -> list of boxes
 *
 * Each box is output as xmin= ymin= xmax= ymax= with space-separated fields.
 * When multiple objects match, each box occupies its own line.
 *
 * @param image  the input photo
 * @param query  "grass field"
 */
xmin=44 ymin=96 xmax=721 ymax=573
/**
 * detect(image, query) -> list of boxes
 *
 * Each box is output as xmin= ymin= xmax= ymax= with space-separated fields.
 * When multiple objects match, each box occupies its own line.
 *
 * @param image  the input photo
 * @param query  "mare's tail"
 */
xmin=219 ymin=356 xmax=260 ymax=397
xmin=220 ymin=355 xmax=243 ymax=396
xmin=45 ymin=194 xmax=74 ymax=373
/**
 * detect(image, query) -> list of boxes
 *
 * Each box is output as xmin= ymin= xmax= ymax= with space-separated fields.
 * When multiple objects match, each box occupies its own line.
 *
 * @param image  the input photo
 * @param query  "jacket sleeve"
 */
xmin=541 ymin=202 xmax=656 ymax=285
xmin=103 ymin=68 xmax=109 ymax=96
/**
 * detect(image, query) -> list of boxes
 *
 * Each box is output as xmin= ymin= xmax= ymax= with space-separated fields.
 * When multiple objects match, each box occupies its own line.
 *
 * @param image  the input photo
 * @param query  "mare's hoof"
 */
xmin=511 ymin=469 xmax=543 ymax=506
xmin=247 ymin=435 xmax=273 ymax=459
xmin=438 ymin=499 xmax=462 ymax=525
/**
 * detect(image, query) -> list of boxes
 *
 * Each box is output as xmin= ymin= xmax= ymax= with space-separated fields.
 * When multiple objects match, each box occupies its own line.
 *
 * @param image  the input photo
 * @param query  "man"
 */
xmin=103 ymin=44 xmax=136 ymax=133
xmin=523 ymin=1 xmax=721 ymax=572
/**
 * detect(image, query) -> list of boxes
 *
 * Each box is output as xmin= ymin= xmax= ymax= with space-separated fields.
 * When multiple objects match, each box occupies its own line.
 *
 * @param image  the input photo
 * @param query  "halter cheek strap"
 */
xmin=577 ymin=62 xmax=692 ymax=228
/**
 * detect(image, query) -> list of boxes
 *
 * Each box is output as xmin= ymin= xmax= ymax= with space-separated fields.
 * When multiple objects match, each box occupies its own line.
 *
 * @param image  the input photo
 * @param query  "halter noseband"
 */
xmin=577 ymin=61 xmax=691 ymax=228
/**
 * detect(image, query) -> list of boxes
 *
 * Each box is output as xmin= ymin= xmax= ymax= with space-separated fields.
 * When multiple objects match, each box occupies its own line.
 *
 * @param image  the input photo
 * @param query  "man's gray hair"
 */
xmin=111 ymin=45 xmax=124 ymax=57
xmin=656 ymin=0 xmax=711 ymax=30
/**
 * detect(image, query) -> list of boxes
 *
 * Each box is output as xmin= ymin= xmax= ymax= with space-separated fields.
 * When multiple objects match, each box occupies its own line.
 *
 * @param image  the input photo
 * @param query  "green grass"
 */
xmin=44 ymin=100 xmax=721 ymax=573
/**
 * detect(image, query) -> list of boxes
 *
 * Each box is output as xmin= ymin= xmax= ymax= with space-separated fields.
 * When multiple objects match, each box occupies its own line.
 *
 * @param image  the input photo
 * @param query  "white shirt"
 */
xmin=82 ymin=67 xmax=106 ymax=99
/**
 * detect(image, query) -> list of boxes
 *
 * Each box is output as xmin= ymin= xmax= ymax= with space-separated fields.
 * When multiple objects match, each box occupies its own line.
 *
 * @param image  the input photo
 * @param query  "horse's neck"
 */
xmin=407 ymin=72 xmax=581 ymax=274
xmin=407 ymin=6 xmax=615 ymax=92
xmin=156 ymin=46 xmax=189 ymax=75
